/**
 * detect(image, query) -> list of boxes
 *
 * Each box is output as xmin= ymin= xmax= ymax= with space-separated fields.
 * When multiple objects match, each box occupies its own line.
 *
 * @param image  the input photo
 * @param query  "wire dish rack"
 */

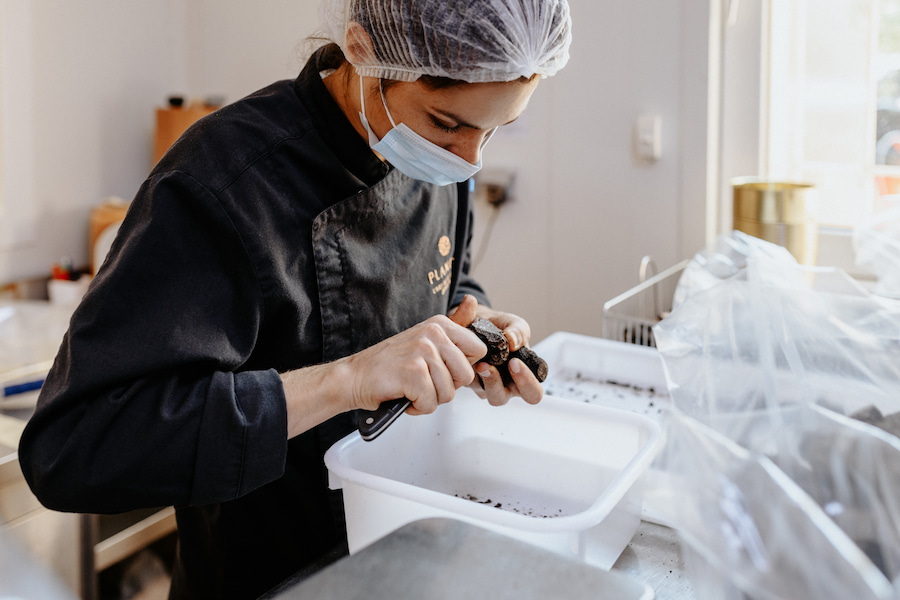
xmin=601 ymin=257 xmax=690 ymax=348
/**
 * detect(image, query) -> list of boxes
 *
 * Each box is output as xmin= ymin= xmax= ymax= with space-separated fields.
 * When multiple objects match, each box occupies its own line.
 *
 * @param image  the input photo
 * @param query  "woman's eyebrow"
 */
xmin=433 ymin=110 xmax=520 ymax=130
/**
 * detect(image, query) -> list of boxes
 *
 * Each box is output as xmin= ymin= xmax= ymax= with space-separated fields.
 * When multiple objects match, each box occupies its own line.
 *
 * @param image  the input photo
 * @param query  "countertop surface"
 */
xmin=1 ymin=300 xmax=67 ymax=480
xmin=264 ymin=518 xmax=659 ymax=600
xmin=0 ymin=389 xmax=38 ymax=483
xmin=263 ymin=518 xmax=696 ymax=600
xmin=0 ymin=411 xmax=29 ymax=484
xmin=614 ymin=520 xmax=696 ymax=599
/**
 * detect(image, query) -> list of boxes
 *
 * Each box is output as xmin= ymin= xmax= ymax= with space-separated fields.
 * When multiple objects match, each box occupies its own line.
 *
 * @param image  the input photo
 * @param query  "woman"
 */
xmin=19 ymin=1 xmax=571 ymax=598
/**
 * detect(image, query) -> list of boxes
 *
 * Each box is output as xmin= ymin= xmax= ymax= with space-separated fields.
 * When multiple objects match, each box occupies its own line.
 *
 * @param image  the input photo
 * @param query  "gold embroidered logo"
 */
xmin=428 ymin=236 xmax=454 ymax=295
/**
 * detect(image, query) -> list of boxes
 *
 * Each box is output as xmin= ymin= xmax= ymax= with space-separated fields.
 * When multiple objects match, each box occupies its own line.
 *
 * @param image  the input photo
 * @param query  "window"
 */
xmin=875 ymin=0 xmax=900 ymax=202
xmin=714 ymin=0 xmax=900 ymax=273
xmin=765 ymin=0 xmax=877 ymax=229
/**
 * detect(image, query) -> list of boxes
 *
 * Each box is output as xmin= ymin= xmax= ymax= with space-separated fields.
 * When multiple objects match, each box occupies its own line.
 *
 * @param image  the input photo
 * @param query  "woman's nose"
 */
xmin=451 ymin=131 xmax=489 ymax=165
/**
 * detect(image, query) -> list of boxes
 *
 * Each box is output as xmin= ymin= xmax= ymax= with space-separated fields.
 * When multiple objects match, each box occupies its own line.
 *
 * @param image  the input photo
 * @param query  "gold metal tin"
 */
xmin=731 ymin=177 xmax=817 ymax=265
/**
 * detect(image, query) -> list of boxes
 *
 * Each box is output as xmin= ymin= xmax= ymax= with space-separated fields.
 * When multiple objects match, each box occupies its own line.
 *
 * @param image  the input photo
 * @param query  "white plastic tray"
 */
xmin=326 ymin=385 xmax=663 ymax=569
xmin=533 ymin=332 xmax=678 ymax=526
xmin=534 ymin=331 xmax=671 ymax=419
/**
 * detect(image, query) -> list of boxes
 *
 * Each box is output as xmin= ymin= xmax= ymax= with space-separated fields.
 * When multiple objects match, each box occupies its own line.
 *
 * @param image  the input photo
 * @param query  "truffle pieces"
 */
xmin=502 ymin=346 xmax=549 ymax=385
xmin=467 ymin=318 xmax=509 ymax=366
xmin=467 ymin=318 xmax=549 ymax=385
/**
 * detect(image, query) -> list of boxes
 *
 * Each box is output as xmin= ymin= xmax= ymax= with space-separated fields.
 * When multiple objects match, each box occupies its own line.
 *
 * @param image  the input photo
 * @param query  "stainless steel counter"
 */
xmin=0 ymin=391 xmax=39 ymax=524
xmin=0 ymin=389 xmax=83 ymax=594
xmin=265 ymin=518 xmax=657 ymax=599
xmin=262 ymin=517 xmax=697 ymax=600
xmin=0 ymin=388 xmax=178 ymax=599
xmin=613 ymin=520 xmax=696 ymax=600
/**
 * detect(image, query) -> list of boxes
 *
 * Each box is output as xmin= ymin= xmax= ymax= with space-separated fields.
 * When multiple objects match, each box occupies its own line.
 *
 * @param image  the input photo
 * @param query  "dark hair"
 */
xmin=381 ymin=75 xmax=468 ymax=92
xmin=385 ymin=73 xmax=536 ymax=92
xmin=418 ymin=73 xmax=537 ymax=89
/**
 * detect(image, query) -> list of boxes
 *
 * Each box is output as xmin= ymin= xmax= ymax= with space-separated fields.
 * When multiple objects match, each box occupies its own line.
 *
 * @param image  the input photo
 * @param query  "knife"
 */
xmin=357 ymin=398 xmax=411 ymax=442
xmin=356 ymin=318 xmax=548 ymax=441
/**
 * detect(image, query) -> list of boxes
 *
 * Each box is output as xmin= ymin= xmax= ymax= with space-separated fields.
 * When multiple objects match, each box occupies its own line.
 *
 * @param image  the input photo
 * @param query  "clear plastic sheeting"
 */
xmin=658 ymin=232 xmax=900 ymax=427
xmin=656 ymin=270 xmax=900 ymax=427
xmin=647 ymin=231 xmax=900 ymax=599
xmin=317 ymin=0 xmax=572 ymax=83
xmin=646 ymin=411 xmax=898 ymax=600
xmin=855 ymin=200 xmax=900 ymax=299
xmin=671 ymin=230 xmax=798 ymax=310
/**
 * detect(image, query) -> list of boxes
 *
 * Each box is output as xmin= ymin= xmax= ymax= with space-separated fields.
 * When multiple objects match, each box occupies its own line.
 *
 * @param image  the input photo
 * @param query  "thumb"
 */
xmin=449 ymin=294 xmax=478 ymax=327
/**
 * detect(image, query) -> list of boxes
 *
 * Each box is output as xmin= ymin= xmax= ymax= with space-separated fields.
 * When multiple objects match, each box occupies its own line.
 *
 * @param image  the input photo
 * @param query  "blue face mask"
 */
xmin=358 ymin=76 xmax=492 ymax=186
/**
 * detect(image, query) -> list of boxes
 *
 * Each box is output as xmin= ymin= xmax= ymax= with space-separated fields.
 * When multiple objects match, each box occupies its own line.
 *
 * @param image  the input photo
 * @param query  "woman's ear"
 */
xmin=345 ymin=22 xmax=376 ymax=64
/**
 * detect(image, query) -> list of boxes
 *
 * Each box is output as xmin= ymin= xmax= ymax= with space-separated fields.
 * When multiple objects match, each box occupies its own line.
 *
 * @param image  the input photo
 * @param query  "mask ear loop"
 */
xmin=378 ymin=79 xmax=399 ymax=129
xmin=358 ymin=75 xmax=380 ymax=146
xmin=481 ymin=127 xmax=498 ymax=149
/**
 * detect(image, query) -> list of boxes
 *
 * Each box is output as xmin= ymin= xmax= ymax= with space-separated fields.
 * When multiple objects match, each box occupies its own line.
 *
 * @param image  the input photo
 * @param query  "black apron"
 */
xmin=313 ymin=168 xmax=459 ymax=360
xmin=310 ymin=165 xmax=459 ymax=486
xmin=308 ymin=168 xmax=460 ymax=576
xmin=170 ymin=171 xmax=462 ymax=600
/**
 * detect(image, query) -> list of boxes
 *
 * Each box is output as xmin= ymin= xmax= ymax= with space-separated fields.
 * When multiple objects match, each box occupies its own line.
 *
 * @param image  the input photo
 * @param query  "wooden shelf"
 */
xmin=94 ymin=507 xmax=176 ymax=572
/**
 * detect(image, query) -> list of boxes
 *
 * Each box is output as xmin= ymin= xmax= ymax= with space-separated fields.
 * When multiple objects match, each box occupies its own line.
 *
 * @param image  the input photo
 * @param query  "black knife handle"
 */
xmin=357 ymin=398 xmax=411 ymax=442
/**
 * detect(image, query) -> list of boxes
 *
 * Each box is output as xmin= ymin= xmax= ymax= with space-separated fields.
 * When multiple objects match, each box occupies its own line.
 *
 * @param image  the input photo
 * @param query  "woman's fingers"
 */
xmin=472 ymin=356 xmax=544 ymax=407
xmin=506 ymin=357 xmax=543 ymax=404
xmin=448 ymin=294 xmax=479 ymax=327
xmin=350 ymin=314 xmax=483 ymax=413
xmin=474 ymin=363 xmax=509 ymax=406
xmin=350 ymin=298 xmax=542 ymax=417
xmin=472 ymin=304 xmax=531 ymax=352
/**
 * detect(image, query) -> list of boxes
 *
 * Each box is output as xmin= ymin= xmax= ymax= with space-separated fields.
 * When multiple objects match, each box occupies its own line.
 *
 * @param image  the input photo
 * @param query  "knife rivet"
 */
xmin=366 ymin=417 xmax=374 ymax=425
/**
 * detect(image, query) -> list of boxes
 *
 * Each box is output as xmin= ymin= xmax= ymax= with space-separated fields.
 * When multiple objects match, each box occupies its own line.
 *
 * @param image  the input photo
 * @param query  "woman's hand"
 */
xmin=344 ymin=297 xmax=485 ymax=416
xmin=450 ymin=296 xmax=544 ymax=407
xmin=280 ymin=295 xmax=540 ymax=439
xmin=281 ymin=300 xmax=484 ymax=438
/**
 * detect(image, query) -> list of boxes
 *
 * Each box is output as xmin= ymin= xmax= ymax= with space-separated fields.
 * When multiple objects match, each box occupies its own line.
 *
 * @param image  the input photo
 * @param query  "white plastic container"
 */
xmin=534 ymin=331 xmax=670 ymax=411
xmin=325 ymin=384 xmax=663 ymax=569
xmin=534 ymin=332 xmax=677 ymax=527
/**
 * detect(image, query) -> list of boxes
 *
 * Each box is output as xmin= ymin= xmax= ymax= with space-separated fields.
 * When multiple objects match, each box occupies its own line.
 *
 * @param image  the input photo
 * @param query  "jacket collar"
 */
xmin=294 ymin=45 xmax=388 ymax=187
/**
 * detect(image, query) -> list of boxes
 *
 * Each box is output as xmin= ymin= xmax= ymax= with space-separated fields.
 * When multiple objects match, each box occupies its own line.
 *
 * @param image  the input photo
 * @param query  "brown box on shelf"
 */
xmin=153 ymin=104 xmax=217 ymax=165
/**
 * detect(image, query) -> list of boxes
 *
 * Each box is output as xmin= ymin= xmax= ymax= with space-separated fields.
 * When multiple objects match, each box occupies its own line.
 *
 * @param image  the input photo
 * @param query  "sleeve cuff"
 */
xmin=189 ymin=369 xmax=288 ymax=505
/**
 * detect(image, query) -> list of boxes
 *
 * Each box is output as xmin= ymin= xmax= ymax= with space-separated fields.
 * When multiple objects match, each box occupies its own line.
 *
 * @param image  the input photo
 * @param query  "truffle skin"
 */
xmin=467 ymin=318 xmax=509 ymax=366
xmin=501 ymin=346 xmax=549 ymax=386
xmin=466 ymin=318 xmax=550 ymax=386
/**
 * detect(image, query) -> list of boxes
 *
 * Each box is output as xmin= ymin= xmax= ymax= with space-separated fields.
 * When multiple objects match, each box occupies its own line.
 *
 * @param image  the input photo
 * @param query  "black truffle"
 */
xmin=501 ymin=346 xmax=549 ymax=386
xmin=467 ymin=318 xmax=509 ymax=366
xmin=467 ymin=318 xmax=549 ymax=386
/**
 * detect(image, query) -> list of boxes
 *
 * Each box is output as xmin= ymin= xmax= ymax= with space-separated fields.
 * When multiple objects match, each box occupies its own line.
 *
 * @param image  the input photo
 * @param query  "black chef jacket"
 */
xmin=18 ymin=44 xmax=489 ymax=599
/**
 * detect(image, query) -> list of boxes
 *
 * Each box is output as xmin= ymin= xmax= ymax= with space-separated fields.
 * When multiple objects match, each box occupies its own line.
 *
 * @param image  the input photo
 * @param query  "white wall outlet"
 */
xmin=636 ymin=114 xmax=662 ymax=162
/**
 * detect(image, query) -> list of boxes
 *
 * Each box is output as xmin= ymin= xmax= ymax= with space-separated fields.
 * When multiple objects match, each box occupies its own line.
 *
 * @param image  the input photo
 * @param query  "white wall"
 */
xmin=182 ymin=0 xmax=320 ymax=105
xmin=0 ymin=0 xmax=188 ymax=283
xmin=0 ymin=1 xmax=711 ymax=343
xmin=471 ymin=0 xmax=711 ymax=340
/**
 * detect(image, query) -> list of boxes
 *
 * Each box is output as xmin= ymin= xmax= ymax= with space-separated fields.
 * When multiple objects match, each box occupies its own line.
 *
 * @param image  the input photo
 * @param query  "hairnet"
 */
xmin=318 ymin=0 xmax=572 ymax=83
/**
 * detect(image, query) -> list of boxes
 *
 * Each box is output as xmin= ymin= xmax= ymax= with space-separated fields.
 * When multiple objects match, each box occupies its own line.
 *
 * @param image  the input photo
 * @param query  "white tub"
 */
xmin=325 ymin=382 xmax=663 ymax=569
xmin=535 ymin=331 xmax=671 ymax=417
